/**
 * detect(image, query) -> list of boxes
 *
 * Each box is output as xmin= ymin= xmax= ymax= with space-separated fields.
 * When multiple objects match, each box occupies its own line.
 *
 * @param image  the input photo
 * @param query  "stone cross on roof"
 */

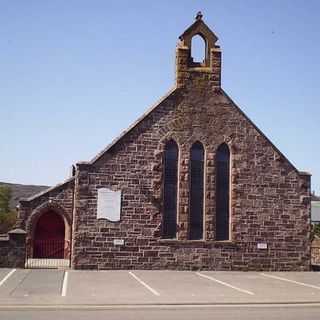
xmin=195 ymin=11 xmax=203 ymax=20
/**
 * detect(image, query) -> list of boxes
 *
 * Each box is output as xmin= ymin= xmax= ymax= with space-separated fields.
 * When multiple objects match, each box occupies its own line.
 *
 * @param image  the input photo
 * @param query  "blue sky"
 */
xmin=1 ymin=0 xmax=319 ymax=194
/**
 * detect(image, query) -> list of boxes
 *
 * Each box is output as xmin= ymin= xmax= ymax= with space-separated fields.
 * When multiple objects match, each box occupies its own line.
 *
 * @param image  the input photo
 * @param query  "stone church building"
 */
xmin=17 ymin=14 xmax=311 ymax=271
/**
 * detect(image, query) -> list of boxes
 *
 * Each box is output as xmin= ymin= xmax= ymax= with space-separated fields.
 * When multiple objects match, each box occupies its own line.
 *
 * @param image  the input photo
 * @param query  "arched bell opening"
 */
xmin=190 ymin=34 xmax=207 ymax=65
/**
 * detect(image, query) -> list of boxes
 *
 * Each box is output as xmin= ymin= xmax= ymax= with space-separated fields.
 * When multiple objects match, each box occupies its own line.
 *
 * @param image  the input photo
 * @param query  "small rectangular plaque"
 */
xmin=97 ymin=188 xmax=121 ymax=221
xmin=257 ymin=243 xmax=268 ymax=250
xmin=113 ymin=239 xmax=125 ymax=246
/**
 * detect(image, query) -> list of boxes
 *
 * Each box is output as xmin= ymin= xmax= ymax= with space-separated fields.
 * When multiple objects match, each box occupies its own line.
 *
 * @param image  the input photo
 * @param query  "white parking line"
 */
xmin=0 ymin=269 xmax=16 ymax=287
xmin=128 ymin=271 xmax=160 ymax=296
xmin=261 ymin=273 xmax=320 ymax=290
xmin=196 ymin=272 xmax=255 ymax=296
xmin=61 ymin=271 xmax=69 ymax=297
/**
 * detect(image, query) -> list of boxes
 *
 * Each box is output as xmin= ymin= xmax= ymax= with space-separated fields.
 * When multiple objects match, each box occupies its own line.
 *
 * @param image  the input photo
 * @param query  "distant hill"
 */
xmin=0 ymin=182 xmax=50 ymax=210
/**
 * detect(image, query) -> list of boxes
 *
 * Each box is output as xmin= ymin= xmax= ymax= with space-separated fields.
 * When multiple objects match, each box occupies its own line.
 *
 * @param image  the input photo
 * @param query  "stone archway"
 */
xmin=25 ymin=202 xmax=71 ymax=268
xmin=33 ymin=210 xmax=65 ymax=258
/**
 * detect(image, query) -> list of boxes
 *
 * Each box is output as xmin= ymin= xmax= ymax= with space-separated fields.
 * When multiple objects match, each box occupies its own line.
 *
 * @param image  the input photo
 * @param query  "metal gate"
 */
xmin=26 ymin=239 xmax=71 ymax=269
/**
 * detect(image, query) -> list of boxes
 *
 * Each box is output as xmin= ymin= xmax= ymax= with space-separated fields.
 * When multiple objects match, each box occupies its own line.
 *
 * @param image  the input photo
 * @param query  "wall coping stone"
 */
xmin=8 ymin=228 xmax=27 ymax=235
xmin=0 ymin=234 xmax=9 ymax=241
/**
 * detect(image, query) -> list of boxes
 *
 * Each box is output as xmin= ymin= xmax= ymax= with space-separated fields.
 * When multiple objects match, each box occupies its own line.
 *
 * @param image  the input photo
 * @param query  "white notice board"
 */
xmin=97 ymin=188 xmax=121 ymax=221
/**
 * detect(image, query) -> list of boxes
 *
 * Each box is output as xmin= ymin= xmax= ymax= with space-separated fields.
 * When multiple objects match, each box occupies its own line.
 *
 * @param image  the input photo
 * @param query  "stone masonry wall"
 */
xmin=71 ymin=85 xmax=311 ymax=271
xmin=0 ymin=231 xmax=26 ymax=268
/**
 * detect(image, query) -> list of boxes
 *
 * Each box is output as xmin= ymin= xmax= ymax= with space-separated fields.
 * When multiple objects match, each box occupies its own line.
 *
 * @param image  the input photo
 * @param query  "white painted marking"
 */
xmin=0 ymin=269 xmax=16 ymax=287
xmin=128 ymin=271 xmax=160 ymax=296
xmin=261 ymin=273 xmax=320 ymax=290
xmin=196 ymin=272 xmax=255 ymax=295
xmin=61 ymin=271 xmax=69 ymax=297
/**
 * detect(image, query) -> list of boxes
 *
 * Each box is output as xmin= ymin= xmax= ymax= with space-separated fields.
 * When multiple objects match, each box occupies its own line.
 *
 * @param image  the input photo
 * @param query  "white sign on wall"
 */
xmin=257 ymin=243 xmax=268 ymax=250
xmin=97 ymin=188 xmax=121 ymax=221
xmin=113 ymin=239 xmax=125 ymax=245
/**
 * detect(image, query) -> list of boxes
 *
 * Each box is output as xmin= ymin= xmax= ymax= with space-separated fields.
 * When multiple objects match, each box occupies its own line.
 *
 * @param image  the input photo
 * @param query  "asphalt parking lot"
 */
xmin=0 ymin=269 xmax=320 ymax=306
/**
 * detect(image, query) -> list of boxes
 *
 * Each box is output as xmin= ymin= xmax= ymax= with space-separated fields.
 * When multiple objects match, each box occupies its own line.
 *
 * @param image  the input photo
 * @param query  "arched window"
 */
xmin=191 ymin=34 xmax=206 ymax=63
xmin=216 ymin=143 xmax=230 ymax=240
xmin=189 ymin=142 xmax=204 ymax=240
xmin=162 ymin=140 xmax=178 ymax=238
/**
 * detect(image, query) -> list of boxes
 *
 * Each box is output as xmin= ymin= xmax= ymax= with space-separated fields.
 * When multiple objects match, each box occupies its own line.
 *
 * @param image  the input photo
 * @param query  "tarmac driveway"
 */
xmin=0 ymin=269 xmax=320 ymax=306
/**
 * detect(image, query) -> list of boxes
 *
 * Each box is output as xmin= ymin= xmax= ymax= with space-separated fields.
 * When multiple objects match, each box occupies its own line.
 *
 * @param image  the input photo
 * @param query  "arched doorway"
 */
xmin=33 ymin=210 xmax=66 ymax=259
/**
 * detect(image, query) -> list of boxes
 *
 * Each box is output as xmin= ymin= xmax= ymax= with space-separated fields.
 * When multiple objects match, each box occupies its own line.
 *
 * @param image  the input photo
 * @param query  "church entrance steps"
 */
xmin=25 ymin=259 xmax=70 ymax=269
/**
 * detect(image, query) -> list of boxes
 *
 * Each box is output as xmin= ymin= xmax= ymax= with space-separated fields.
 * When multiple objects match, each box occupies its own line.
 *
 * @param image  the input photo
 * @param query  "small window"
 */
xmin=216 ymin=144 xmax=230 ymax=240
xmin=189 ymin=142 xmax=204 ymax=240
xmin=162 ymin=140 xmax=179 ymax=238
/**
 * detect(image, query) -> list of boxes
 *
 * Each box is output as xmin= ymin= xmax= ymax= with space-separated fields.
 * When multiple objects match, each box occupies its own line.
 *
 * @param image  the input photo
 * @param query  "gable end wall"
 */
xmin=71 ymin=87 xmax=311 ymax=271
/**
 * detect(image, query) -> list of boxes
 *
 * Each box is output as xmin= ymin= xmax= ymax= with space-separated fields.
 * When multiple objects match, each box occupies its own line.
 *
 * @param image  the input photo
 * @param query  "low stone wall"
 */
xmin=0 ymin=229 xmax=26 ymax=268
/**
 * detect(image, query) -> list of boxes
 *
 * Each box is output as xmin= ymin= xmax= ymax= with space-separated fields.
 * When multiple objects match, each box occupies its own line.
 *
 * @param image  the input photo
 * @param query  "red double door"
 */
xmin=33 ymin=211 xmax=65 ymax=259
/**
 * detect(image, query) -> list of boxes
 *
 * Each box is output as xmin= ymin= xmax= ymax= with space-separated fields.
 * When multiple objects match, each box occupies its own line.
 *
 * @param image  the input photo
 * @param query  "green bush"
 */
xmin=0 ymin=185 xmax=11 ymax=214
xmin=0 ymin=185 xmax=17 ymax=233
xmin=0 ymin=210 xmax=17 ymax=233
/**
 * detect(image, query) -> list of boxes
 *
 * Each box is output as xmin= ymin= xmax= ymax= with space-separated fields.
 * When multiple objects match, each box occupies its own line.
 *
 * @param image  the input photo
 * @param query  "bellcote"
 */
xmin=176 ymin=12 xmax=221 ymax=89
